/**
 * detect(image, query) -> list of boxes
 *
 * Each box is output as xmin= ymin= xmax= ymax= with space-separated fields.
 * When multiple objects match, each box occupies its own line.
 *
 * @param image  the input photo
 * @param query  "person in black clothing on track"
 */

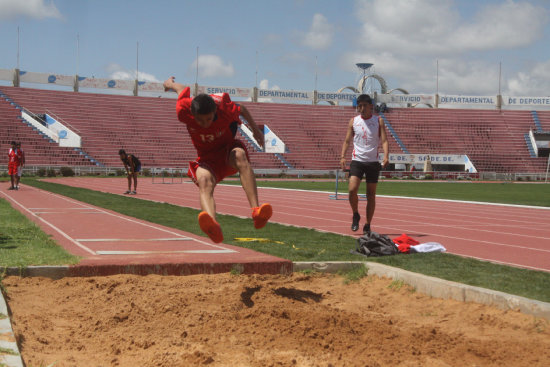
xmin=119 ymin=149 xmax=141 ymax=194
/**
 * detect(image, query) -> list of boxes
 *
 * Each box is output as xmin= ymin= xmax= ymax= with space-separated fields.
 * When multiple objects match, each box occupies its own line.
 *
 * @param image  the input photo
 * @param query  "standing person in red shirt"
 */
xmin=7 ymin=141 xmax=22 ymax=190
xmin=163 ymin=76 xmax=272 ymax=243
xmin=15 ymin=142 xmax=25 ymax=189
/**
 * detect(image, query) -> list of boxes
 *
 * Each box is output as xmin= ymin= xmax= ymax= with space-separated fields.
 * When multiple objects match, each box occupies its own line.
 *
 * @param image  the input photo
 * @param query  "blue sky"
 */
xmin=0 ymin=0 xmax=549 ymax=96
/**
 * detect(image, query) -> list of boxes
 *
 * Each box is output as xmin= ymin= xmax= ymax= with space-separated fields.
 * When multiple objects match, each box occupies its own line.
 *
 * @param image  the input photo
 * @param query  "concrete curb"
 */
xmin=0 ymin=290 xmax=24 ymax=367
xmin=294 ymin=261 xmax=550 ymax=320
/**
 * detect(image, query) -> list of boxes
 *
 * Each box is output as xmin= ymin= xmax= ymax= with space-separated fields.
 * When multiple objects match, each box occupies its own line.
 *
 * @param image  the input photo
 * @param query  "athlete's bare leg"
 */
xmin=195 ymin=166 xmax=217 ymax=219
xmin=366 ymin=182 xmax=377 ymax=225
xmin=348 ymin=176 xmax=361 ymax=214
xmin=229 ymin=147 xmax=259 ymax=208
xmin=126 ymin=175 xmax=132 ymax=192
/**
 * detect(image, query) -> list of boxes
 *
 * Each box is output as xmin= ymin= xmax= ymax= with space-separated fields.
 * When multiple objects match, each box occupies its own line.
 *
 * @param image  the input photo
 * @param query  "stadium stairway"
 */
xmin=531 ymin=111 xmax=544 ymax=132
xmin=380 ymin=112 xmax=409 ymax=154
xmin=0 ymin=94 xmax=98 ymax=168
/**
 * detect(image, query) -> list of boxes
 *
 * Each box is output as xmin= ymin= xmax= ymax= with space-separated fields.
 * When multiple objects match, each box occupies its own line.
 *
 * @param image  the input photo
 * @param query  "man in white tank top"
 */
xmin=340 ymin=94 xmax=389 ymax=234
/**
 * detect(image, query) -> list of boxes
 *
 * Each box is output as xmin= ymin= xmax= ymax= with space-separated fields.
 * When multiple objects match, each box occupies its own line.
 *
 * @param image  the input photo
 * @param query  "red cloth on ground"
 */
xmin=392 ymin=233 xmax=420 ymax=254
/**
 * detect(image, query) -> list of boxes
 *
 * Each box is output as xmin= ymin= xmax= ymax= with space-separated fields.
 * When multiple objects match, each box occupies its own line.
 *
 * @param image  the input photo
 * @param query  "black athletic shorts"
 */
xmin=349 ymin=160 xmax=382 ymax=183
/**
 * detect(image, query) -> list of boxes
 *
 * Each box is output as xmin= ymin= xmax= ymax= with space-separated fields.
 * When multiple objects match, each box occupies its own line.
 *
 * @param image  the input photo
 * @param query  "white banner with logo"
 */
xmin=317 ymin=92 xmax=358 ymax=103
xmin=381 ymin=153 xmax=466 ymax=164
xmin=45 ymin=114 xmax=81 ymax=147
xmin=0 ymin=68 xmax=14 ymax=81
xmin=379 ymin=153 xmax=476 ymax=172
xmin=199 ymin=85 xmax=253 ymax=99
xmin=18 ymin=71 xmax=74 ymax=87
xmin=258 ymin=89 xmax=312 ymax=101
xmin=378 ymin=94 xmax=435 ymax=105
xmin=1 ymin=68 xmax=550 ymax=110
xmin=263 ymin=125 xmax=285 ymax=153
xmin=439 ymin=95 xmax=496 ymax=105
xmin=504 ymin=96 xmax=550 ymax=106
xmin=79 ymin=77 xmax=134 ymax=90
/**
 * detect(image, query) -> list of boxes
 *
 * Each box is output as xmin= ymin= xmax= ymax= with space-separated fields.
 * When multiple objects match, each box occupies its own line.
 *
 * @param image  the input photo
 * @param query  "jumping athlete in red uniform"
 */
xmin=7 ymin=141 xmax=22 ymax=190
xmin=163 ymin=76 xmax=272 ymax=243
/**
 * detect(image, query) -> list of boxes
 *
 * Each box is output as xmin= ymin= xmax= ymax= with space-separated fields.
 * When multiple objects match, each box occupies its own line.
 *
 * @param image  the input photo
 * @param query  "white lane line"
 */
xmin=0 ymin=191 xmax=97 ymax=255
xmin=77 ymin=237 xmax=192 ymax=242
xmin=34 ymin=211 xmax=100 ymax=214
xmin=27 ymin=185 xmax=234 ymax=251
xmin=96 ymin=249 xmax=235 ymax=255
xmin=28 ymin=207 xmax=93 ymax=210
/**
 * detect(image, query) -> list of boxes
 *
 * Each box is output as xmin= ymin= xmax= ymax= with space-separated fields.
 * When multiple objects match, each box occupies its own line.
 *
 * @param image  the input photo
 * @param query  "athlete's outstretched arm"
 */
xmin=163 ymin=76 xmax=187 ymax=95
xmin=240 ymin=105 xmax=265 ymax=149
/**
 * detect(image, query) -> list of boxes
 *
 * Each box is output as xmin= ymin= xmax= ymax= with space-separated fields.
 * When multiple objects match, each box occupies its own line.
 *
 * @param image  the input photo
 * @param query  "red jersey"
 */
xmin=8 ymin=148 xmax=21 ymax=166
xmin=176 ymin=87 xmax=242 ymax=157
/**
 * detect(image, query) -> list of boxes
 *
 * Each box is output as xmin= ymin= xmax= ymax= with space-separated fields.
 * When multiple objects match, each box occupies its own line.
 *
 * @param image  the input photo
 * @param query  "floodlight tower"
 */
xmin=356 ymin=62 xmax=373 ymax=94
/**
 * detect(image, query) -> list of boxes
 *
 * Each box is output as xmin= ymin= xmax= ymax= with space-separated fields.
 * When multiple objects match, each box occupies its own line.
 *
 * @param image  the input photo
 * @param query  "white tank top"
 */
xmin=352 ymin=114 xmax=380 ymax=162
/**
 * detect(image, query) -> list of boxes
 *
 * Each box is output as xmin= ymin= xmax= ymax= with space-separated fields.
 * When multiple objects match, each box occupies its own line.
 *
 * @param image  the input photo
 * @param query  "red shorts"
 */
xmin=188 ymin=140 xmax=249 ymax=185
xmin=8 ymin=164 xmax=18 ymax=176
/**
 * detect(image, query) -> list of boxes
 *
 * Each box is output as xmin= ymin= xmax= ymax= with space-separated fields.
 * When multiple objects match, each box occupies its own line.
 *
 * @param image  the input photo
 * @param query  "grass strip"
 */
xmin=22 ymin=178 xmax=550 ymax=303
xmin=223 ymin=180 xmax=550 ymax=207
xmin=0 ymin=198 xmax=79 ymax=267
xmin=366 ymin=252 xmax=550 ymax=302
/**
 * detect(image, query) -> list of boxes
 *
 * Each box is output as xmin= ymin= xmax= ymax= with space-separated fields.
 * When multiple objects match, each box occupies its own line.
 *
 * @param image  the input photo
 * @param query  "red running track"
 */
xmin=38 ymin=177 xmax=550 ymax=273
xmin=0 ymin=183 xmax=291 ymax=276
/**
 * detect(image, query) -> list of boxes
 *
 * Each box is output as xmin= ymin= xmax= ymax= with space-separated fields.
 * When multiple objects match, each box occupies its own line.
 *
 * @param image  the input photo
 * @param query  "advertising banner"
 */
xmin=504 ymin=96 xmax=550 ymax=107
xmin=263 ymin=125 xmax=285 ymax=153
xmin=0 ymin=68 xmax=14 ymax=81
xmin=438 ymin=95 xmax=496 ymax=105
xmin=79 ymin=77 xmax=134 ymax=90
xmin=18 ymin=71 xmax=74 ymax=87
xmin=380 ymin=153 xmax=467 ymax=165
xmin=45 ymin=114 xmax=81 ymax=147
xmin=377 ymin=94 xmax=434 ymax=105
xmin=317 ymin=92 xmax=358 ymax=103
xmin=199 ymin=85 xmax=253 ymax=99
xmin=258 ymin=89 xmax=312 ymax=101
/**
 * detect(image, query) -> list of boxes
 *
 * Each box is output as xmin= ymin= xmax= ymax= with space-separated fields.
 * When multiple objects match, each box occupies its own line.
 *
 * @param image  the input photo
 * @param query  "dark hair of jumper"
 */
xmin=356 ymin=94 xmax=373 ymax=105
xmin=191 ymin=94 xmax=217 ymax=115
xmin=118 ymin=149 xmax=126 ymax=155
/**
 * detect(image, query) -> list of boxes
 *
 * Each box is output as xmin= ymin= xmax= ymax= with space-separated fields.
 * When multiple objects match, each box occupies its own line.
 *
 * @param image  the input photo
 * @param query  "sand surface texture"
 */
xmin=3 ymin=273 xmax=550 ymax=367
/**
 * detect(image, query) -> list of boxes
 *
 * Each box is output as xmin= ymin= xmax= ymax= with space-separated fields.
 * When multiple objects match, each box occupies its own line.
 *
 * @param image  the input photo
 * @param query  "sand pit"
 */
xmin=3 ymin=272 xmax=550 ymax=367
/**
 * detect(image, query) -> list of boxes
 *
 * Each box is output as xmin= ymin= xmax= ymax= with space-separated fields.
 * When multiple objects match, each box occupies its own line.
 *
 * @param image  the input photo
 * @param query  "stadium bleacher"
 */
xmin=0 ymin=96 xmax=93 ymax=167
xmin=1 ymin=85 xmax=548 ymax=174
xmin=381 ymin=108 xmax=548 ymax=173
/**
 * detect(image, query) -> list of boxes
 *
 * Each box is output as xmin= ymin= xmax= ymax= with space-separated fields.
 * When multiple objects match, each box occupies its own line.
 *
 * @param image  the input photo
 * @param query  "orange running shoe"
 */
xmin=252 ymin=203 xmax=273 ymax=229
xmin=198 ymin=211 xmax=224 ymax=243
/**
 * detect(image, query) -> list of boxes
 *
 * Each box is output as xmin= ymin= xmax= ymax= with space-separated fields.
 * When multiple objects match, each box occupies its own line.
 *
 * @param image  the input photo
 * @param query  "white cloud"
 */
xmin=259 ymin=79 xmax=280 ymax=90
xmin=356 ymin=0 xmax=547 ymax=55
xmin=106 ymin=63 xmax=160 ymax=82
xmin=191 ymin=55 xmax=234 ymax=79
xmin=436 ymin=59 xmax=501 ymax=95
xmin=507 ymin=60 xmax=550 ymax=96
xmin=349 ymin=0 xmax=550 ymax=95
xmin=451 ymin=0 xmax=548 ymax=51
xmin=0 ymin=0 xmax=62 ymax=20
xmin=301 ymin=13 xmax=334 ymax=50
